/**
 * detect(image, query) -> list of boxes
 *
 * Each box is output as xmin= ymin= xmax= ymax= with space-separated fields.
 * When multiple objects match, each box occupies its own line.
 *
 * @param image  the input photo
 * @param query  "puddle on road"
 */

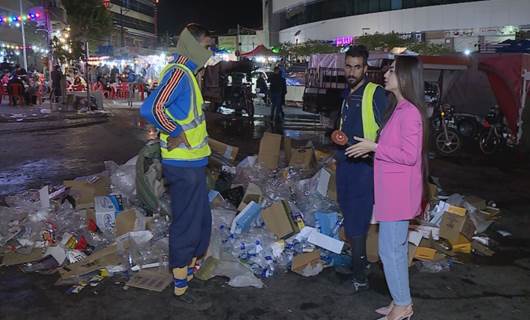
xmin=0 ymin=158 xmax=95 ymax=197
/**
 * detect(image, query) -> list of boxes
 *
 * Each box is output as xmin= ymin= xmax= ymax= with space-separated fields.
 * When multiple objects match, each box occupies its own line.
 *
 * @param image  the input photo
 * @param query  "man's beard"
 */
xmin=347 ymin=76 xmax=363 ymax=89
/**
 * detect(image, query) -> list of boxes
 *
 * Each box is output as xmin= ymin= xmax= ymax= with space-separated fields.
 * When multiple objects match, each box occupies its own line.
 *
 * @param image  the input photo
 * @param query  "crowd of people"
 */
xmin=0 ymin=58 xmax=158 ymax=107
xmin=1 ymin=60 xmax=46 ymax=106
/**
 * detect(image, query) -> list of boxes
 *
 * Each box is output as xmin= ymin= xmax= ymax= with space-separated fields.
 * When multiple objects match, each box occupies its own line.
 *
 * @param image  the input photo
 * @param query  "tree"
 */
xmin=281 ymin=40 xmax=338 ymax=59
xmin=62 ymin=0 xmax=113 ymax=59
xmin=356 ymin=32 xmax=454 ymax=55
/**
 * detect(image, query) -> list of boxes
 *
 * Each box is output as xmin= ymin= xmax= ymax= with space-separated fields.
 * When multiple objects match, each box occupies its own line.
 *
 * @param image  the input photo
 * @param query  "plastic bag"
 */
xmin=105 ymin=159 xmax=137 ymax=200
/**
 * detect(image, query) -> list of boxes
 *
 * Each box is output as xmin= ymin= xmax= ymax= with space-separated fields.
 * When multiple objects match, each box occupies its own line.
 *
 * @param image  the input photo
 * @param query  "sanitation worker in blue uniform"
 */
xmin=336 ymin=45 xmax=387 ymax=292
xmin=140 ymin=23 xmax=213 ymax=310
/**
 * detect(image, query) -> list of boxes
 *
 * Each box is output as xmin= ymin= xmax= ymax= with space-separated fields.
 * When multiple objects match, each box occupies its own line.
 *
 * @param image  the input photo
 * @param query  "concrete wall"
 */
xmin=274 ymin=0 xmax=530 ymax=46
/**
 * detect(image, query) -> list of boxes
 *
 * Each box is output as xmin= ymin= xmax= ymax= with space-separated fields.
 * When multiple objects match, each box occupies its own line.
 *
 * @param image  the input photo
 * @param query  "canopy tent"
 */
xmin=479 ymin=53 xmax=530 ymax=139
xmin=240 ymin=45 xmax=276 ymax=58
xmin=418 ymin=55 xmax=472 ymax=103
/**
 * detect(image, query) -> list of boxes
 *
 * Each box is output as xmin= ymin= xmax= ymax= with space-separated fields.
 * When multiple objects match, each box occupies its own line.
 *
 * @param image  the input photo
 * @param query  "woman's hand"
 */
xmin=344 ymin=136 xmax=377 ymax=158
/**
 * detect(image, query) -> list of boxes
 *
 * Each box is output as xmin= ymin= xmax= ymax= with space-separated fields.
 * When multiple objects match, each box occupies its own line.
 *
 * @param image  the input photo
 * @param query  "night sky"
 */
xmin=158 ymin=0 xmax=263 ymax=35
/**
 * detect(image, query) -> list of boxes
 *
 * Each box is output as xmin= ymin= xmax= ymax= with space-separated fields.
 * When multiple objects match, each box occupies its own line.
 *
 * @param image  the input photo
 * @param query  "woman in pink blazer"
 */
xmin=346 ymin=55 xmax=428 ymax=320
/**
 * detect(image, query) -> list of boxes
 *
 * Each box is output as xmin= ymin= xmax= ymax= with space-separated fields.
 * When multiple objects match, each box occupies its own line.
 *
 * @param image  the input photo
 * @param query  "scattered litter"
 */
xmin=0 ymin=137 xmax=505 ymax=296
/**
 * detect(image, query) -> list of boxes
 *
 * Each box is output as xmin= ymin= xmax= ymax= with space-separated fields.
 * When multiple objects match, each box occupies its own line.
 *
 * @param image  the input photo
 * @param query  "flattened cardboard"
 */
xmin=262 ymin=201 xmax=297 ymax=239
xmin=472 ymin=240 xmax=495 ymax=256
xmin=258 ymin=132 xmax=282 ymax=169
xmin=59 ymin=244 xmax=121 ymax=279
xmin=64 ymin=176 xmax=110 ymax=209
xmin=209 ymin=138 xmax=239 ymax=161
xmin=1 ymin=248 xmax=44 ymax=266
xmin=465 ymin=196 xmax=487 ymax=210
xmin=308 ymin=230 xmax=344 ymax=254
xmin=366 ymin=224 xmax=379 ymax=263
xmin=449 ymin=234 xmax=472 ymax=254
xmin=291 ymin=250 xmax=321 ymax=273
xmin=126 ymin=270 xmax=173 ymax=292
xmin=115 ymin=209 xmax=137 ymax=237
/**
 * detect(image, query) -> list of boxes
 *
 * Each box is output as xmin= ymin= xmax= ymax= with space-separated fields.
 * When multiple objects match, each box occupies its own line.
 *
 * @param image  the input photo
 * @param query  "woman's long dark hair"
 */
xmin=383 ymin=55 xmax=430 ymax=200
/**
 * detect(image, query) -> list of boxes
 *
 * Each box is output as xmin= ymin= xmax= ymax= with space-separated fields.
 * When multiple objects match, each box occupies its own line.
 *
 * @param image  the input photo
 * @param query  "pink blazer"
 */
xmin=374 ymin=99 xmax=423 ymax=222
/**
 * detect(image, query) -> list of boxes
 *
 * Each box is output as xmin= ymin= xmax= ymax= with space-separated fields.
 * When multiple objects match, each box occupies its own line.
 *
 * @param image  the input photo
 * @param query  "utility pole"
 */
xmin=19 ymin=0 xmax=28 ymax=70
xmin=237 ymin=24 xmax=240 ymax=61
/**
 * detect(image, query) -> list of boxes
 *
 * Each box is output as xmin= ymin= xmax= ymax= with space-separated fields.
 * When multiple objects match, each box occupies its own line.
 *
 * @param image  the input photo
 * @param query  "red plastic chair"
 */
xmin=8 ymin=83 xmax=24 ymax=106
xmin=0 ymin=85 xmax=8 ymax=104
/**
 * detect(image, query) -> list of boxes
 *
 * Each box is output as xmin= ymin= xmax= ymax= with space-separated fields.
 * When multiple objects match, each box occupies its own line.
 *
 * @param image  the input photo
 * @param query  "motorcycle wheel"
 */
xmin=479 ymin=129 xmax=501 ymax=155
xmin=434 ymin=128 xmax=462 ymax=155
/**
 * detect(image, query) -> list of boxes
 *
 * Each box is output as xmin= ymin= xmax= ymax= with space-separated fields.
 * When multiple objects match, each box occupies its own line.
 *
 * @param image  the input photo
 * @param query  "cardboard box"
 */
xmin=94 ymin=195 xmax=124 ymax=233
xmin=414 ymin=247 xmax=439 ymax=261
xmin=238 ymin=183 xmax=262 ymax=211
xmin=289 ymin=146 xmax=316 ymax=170
xmin=446 ymin=205 xmax=467 ymax=216
xmin=126 ymin=270 xmax=173 ymax=292
xmin=115 ymin=209 xmax=138 ymax=237
xmin=440 ymin=210 xmax=475 ymax=242
xmin=262 ymin=201 xmax=298 ymax=239
xmin=64 ymin=176 xmax=110 ymax=209
xmin=449 ymin=234 xmax=472 ymax=254
xmin=366 ymin=224 xmax=379 ymax=263
xmin=291 ymin=250 xmax=321 ymax=273
xmin=209 ymin=138 xmax=239 ymax=161
xmin=258 ymin=132 xmax=282 ymax=169
xmin=230 ymin=201 xmax=262 ymax=234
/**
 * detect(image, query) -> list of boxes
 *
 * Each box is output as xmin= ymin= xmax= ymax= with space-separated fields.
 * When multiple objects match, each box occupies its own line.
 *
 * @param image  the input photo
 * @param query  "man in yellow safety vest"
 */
xmin=140 ymin=23 xmax=213 ymax=310
xmin=335 ymin=45 xmax=387 ymax=293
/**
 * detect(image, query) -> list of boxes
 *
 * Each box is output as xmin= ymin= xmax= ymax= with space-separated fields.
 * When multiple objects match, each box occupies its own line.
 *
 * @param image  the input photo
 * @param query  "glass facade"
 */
xmin=110 ymin=0 xmax=155 ymax=17
xmin=277 ymin=0 xmax=484 ymax=30
xmin=111 ymin=12 xmax=155 ymax=33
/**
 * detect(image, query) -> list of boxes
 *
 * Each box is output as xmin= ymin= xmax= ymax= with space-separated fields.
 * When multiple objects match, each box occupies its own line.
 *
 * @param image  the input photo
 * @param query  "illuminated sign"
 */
xmin=336 ymin=36 xmax=353 ymax=47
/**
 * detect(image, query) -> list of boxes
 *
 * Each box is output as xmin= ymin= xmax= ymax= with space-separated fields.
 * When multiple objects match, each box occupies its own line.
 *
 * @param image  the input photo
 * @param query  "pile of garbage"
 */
xmin=0 ymin=132 xmax=504 ymax=293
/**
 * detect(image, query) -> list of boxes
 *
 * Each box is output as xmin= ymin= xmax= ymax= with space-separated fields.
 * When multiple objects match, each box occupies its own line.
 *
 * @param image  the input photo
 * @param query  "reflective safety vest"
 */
xmin=340 ymin=82 xmax=381 ymax=142
xmin=159 ymin=63 xmax=211 ymax=161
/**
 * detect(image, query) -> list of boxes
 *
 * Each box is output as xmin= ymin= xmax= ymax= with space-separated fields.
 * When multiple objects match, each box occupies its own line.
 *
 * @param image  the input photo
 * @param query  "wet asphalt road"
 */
xmin=1 ymin=109 xmax=530 ymax=320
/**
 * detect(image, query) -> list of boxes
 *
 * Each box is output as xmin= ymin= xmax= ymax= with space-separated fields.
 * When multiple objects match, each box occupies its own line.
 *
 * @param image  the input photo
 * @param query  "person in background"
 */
xmin=268 ymin=66 xmax=286 ymax=122
xmin=51 ymin=65 xmax=63 ymax=102
xmin=346 ymin=55 xmax=428 ymax=320
xmin=256 ymin=73 xmax=269 ymax=104
xmin=127 ymin=69 xmax=137 ymax=107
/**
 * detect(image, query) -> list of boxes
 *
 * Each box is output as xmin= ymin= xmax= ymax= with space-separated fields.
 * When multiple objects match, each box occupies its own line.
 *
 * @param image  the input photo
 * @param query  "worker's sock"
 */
xmin=172 ymin=267 xmax=188 ymax=296
xmin=187 ymin=257 xmax=197 ymax=282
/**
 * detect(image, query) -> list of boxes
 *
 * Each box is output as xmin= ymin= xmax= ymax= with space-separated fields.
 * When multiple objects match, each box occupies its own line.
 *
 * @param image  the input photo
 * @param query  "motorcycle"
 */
xmin=432 ymin=103 xmax=462 ymax=156
xmin=478 ymin=106 xmax=515 ymax=155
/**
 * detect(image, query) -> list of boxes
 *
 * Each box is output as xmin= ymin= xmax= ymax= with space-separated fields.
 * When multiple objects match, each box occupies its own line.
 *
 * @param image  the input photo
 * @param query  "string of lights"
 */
xmin=0 ymin=11 xmax=42 ymax=28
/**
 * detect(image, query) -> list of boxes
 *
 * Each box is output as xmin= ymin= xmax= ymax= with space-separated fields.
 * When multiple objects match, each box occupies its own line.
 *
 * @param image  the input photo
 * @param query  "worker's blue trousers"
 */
xmin=163 ymin=165 xmax=212 ymax=268
xmin=336 ymin=159 xmax=374 ymax=238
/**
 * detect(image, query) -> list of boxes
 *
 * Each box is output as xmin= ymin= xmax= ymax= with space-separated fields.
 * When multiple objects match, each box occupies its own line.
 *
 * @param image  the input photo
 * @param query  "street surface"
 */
xmin=0 ymin=105 xmax=529 ymax=320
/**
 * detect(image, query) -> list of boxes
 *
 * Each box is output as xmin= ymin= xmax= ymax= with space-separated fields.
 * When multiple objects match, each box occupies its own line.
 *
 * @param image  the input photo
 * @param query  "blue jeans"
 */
xmin=379 ymin=221 xmax=412 ymax=306
xmin=163 ymin=165 xmax=212 ymax=268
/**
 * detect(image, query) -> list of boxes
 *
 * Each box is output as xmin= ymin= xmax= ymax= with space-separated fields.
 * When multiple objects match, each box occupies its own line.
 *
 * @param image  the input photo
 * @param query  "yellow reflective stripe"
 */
xmin=361 ymin=82 xmax=380 ymax=141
